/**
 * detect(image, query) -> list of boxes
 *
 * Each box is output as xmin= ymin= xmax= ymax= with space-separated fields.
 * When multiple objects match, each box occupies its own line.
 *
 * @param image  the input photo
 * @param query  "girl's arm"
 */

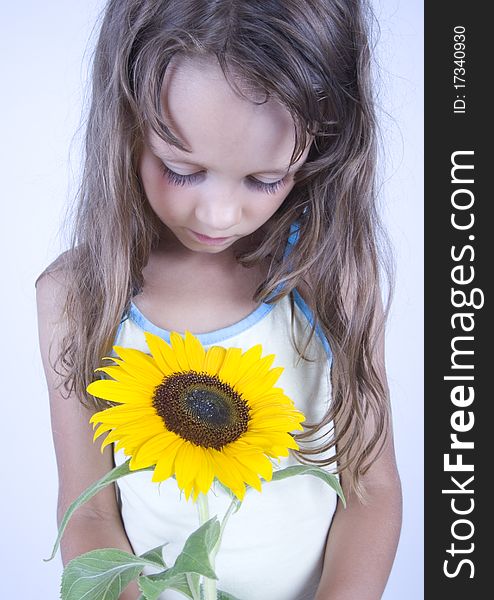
xmin=314 ymin=438 xmax=402 ymax=600
xmin=315 ymin=301 xmax=403 ymax=600
xmin=36 ymin=271 xmax=140 ymax=600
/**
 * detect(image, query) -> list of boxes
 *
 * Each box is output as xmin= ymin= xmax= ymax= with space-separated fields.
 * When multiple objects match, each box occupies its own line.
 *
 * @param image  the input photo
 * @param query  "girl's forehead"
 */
xmin=155 ymin=55 xmax=301 ymax=173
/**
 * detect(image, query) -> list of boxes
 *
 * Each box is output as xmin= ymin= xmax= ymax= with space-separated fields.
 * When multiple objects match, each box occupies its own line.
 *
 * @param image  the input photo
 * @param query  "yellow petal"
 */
xmin=204 ymin=346 xmax=227 ymax=375
xmin=218 ymin=347 xmax=243 ymax=383
xmin=183 ymin=480 xmax=195 ymax=502
xmin=174 ymin=442 xmax=198 ymax=496
xmin=242 ymin=431 xmax=299 ymax=451
xmin=194 ymin=449 xmax=215 ymax=497
xmin=209 ymin=449 xmax=246 ymax=500
xmin=222 ymin=443 xmax=273 ymax=478
xmin=100 ymin=416 xmax=164 ymax=437
xmin=91 ymin=405 xmax=156 ymax=426
xmin=233 ymin=450 xmax=273 ymax=482
xmin=247 ymin=416 xmax=304 ymax=431
xmin=94 ymin=418 xmax=166 ymax=455
xmin=237 ymin=367 xmax=284 ymax=399
xmin=230 ymin=457 xmax=263 ymax=491
xmin=234 ymin=353 xmax=276 ymax=390
xmin=223 ymin=344 xmax=264 ymax=387
xmin=249 ymin=404 xmax=299 ymax=418
xmin=112 ymin=346 xmax=164 ymax=380
xmin=108 ymin=356 xmax=158 ymax=382
xmin=131 ymin=431 xmax=180 ymax=469
xmin=144 ymin=332 xmax=181 ymax=374
xmin=247 ymin=388 xmax=292 ymax=408
xmin=87 ymin=380 xmax=153 ymax=405
xmin=94 ymin=364 xmax=157 ymax=392
xmin=185 ymin=446 xmax=215 ymax=501
xmin=266 ymin=446 xmax=290 ymax=457
xmin=169 ymin=332 xmax=191 ymax=371
xmin=239 ymin=344 xmax=263 ymax=368
xmin=152 ymin=438 xmax=183 ymax=482
xmin=99 ymin=429 xmax=124 ymax=451
xmin=223 ymin=439 xmax=263 ymax=453
xmin=183 ymin=331 xmax=207 ymax=371
xmin=92 ymin=423 xmax=111 ymax=443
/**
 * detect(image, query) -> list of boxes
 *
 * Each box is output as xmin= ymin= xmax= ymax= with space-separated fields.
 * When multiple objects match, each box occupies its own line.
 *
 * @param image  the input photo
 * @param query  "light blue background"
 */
xmin=0 ymin=0 xmax=423 ymax=597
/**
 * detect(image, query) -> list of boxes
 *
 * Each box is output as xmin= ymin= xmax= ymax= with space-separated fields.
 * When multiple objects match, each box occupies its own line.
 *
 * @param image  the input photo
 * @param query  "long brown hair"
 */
xmin=41 ymin=0 xmax=393 ymax=495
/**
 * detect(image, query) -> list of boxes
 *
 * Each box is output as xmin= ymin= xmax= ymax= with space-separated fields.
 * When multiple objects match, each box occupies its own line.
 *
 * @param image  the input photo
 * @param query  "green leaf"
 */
xmin=140 ymin=545 xmax=167 ymax=568
xmin=139 ymin=571 xmax=200 ymax=600
xmin=173 ymin=517 xmax=220 ymax=578
xmin=138 ymin=518 xmax=220 ymax=599
xmin=47 ymin=459 xmax=152 ymax=561
xmin=217 ymin=590 xmax=242 ymax=600
xmin=271 ymin=465 xmax=346 ymax=507
xmin=61 ymin=548 xmax=164 ymax=600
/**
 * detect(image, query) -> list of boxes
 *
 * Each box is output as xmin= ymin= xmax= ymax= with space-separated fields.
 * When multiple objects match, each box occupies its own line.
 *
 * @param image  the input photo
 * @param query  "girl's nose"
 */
xmin=194 ymin=186 xmax=242 ymax=232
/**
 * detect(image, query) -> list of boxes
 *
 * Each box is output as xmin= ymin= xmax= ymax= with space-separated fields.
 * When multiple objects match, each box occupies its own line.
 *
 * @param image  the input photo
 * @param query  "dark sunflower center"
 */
xmin=152 ymin=371 xmax=250 ymax=449
xmin=186 ymin=388 xmax=230 ymax=426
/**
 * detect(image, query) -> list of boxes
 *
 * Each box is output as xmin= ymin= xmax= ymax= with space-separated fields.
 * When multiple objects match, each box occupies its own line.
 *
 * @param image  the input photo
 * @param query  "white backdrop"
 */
xmin=0 ymin=1 xmax=423 ymax=598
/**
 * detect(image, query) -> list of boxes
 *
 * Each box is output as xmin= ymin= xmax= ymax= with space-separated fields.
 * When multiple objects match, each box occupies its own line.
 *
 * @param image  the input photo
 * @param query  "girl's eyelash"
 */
xmin=162 ymin=165 xmax=202 ymax=187
xmin=162 ymin=164 xmax=285 ymax=194
xmin=246 ymin=177 xmax=285 ymax=195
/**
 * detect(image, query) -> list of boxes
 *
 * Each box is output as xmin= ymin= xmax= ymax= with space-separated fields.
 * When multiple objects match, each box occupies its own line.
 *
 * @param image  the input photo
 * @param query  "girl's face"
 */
xmin=139 ymin=56 xmax=310 ymax=255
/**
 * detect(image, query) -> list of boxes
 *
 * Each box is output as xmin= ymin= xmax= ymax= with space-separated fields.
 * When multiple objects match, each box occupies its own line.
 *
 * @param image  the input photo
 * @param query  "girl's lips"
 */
xmin=189 ymin=229 xmax=234 ymax=246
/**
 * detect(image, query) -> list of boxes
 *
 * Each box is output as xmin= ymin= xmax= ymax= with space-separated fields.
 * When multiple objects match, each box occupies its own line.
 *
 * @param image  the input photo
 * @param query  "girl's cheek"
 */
xmin=160 ymin=186 xmax=197 ymax=219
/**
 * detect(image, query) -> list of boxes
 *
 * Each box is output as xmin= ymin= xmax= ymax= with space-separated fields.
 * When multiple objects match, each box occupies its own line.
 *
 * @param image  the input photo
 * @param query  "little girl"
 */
xmin=37 ymin=1 xmax=402 ymax=598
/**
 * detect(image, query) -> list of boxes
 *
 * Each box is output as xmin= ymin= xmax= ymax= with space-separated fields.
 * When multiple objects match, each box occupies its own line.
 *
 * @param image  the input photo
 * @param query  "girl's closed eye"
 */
xmin=162 ymin=163 xmax=286 ymax=195
xmin=161 ymin=164 xmax=204 ymax=187
xmin=246 ymin=176 xmax=286 ymax=195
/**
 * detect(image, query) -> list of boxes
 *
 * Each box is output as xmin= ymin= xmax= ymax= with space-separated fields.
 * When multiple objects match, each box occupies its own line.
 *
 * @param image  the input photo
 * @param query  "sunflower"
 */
xmin=88 ymin=331 xmax=305 ymax=501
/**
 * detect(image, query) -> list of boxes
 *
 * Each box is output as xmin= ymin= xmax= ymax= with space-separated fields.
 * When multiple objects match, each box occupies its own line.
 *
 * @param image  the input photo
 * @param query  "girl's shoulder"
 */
xmin=35 ymin=249 xmax=78 ymax=334
xmin=36 ymin=254 xmax=73 ymax=402
xmin=36 ymin=249 xmax=78 ymax=288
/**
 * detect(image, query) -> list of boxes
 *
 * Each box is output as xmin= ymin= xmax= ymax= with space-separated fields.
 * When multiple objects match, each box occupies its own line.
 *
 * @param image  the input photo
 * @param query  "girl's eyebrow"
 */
xmin=149 ymin=142 xmax=297 ymax=176
xmin=149 ymin=141 xmax=189 ymax=159
xmin=255 ymin=166 xmax=292 ymax=176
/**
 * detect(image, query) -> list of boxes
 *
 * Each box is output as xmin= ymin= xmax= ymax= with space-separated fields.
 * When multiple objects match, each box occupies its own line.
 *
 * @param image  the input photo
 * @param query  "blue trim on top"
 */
xmin=121 ymin=221 xmax=332 ymax=363
xmin=284 ymin=221 xmax=300 ymax=258
xmin=288 ymin=221 xmax=301 ymax=246
xmin=292 ymin=290 xmax=333 ymax=365
xmin=128 ymin=300 xmax=275 ymax=346
xmin=125 ymin=222 xmax=300 ymax=340
xmin=114 ymin=316 xmax=126 ymax=344
xmin=285 ymin=222 xmax=333 ymax=364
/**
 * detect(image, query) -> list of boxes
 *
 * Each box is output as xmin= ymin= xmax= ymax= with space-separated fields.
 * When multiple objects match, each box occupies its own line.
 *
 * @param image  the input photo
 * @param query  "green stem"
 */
xmin=186 ymin=573 xmax=201 ymax=600
xmin=196 ymin=494 xmax=217 ymax=600
xmin=212 ymin=496 xmax=239 ymax=562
